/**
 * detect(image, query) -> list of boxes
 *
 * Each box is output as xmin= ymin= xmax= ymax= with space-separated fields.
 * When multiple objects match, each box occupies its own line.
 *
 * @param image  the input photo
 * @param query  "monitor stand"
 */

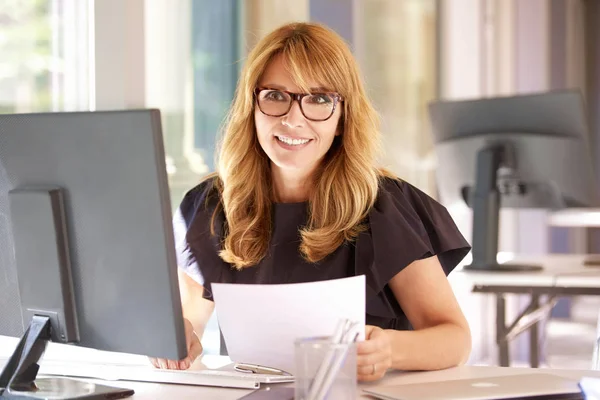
xmin=0 ymin=315 xmax=134 ymax=400
xmin=463 ymin=144 xmax=542 ymax=272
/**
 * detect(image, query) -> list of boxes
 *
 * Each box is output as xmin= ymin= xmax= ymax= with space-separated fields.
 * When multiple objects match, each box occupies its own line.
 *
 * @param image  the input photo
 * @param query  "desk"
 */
xmin=3 ymin=341 xmax=600 ymax=399
xmin=547 ymin=209 xmax=600 ymax=265
xmin=454 ymin=254 xmax=600 ymax=368
xmin=46 ymin=362 xmax=600 ymax=399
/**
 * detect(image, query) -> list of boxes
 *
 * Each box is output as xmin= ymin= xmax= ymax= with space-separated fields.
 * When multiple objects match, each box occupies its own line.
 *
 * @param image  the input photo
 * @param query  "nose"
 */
xmin=282 ymin=100 xmax=305 ymax=128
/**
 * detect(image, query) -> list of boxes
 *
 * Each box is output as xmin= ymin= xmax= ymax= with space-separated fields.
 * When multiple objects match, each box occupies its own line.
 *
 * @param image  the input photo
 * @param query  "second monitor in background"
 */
xmin=429 ymin=90 xmax=599 ymax=272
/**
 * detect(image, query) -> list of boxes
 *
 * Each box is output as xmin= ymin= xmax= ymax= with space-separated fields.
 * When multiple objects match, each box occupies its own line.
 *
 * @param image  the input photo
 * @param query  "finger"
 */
xmin=158 ymin=358 xmax=168 ymax=369
xmin=178 ymin=357 xmax=191 ymax=370
xmin=148 ymin=357 xmax=159 ymax=368
xmin=358 ymin=328 xmax=390 ymax=356
xmin=358 ymin=371 xmax=385 ymax=382
xmin=368 ymin=327 xmax=388 ymax=342
xmin=356 ymin=351 xmax=388 ymax=367
xmin=167 ymin=359 xmax=180 ymax=370
xmin=357 ymin=364 xmax=376 ymax=376
xmin=357 ymin=339 xmax=378 ymax=355
xmin=364 ymin=325 xmax=376 ymax=340
xmin=357 ymin=364 xmax=387 ymax=382
xmin=357 ymin=353 xmax=378 ymax=367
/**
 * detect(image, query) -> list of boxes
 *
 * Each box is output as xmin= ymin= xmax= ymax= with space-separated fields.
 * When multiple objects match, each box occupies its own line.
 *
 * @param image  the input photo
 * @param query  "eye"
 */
xmin=262 ymin=90 xmax=288 ymax=102
xmin=306 ymin=94 xmax=333 ymax=105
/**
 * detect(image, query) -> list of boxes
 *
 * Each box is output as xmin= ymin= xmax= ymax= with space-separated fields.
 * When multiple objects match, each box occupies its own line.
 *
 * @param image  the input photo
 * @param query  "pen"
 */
xmin=312 ymin=326 xmax=360 ymax=400
xmin=234 ymin=362 xmax=290 ymax=376
xmin=307 ymin=319 xmax=353 ymax=400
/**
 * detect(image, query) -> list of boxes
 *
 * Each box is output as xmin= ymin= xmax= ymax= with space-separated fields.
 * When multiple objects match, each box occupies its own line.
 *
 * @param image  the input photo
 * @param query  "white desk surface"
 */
xmin=2 ymin=337 xmax=599 ymax=399
xmin=451 ymin=254 xmax=600 ymax=288
xmin=46 ymin=361 xmax=600 ymax=399
xmin=548 ymin=209 xmax=600 ymax=227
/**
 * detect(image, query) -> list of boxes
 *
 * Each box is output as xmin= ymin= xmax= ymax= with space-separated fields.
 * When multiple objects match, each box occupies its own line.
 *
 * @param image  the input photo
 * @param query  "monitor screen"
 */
xmin=0 ymin=110 xmax=187 ymax=398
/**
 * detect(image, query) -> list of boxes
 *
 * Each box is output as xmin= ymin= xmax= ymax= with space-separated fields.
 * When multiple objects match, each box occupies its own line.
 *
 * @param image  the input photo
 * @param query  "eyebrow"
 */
xmin=260 ymin=84 xmax=334 ymax=93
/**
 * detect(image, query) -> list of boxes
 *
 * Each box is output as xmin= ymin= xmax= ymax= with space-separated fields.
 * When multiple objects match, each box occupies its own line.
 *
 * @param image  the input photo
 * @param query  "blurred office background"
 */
xmin=2 ymin=0 xmax=600 ymax=368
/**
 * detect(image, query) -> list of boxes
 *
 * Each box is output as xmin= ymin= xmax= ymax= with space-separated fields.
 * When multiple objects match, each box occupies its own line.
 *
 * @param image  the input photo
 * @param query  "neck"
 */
xmin=271 ymin=165 xmax=313 ymax=203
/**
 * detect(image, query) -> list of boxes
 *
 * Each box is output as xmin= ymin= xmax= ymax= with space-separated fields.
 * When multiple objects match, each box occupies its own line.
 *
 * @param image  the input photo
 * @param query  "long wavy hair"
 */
xmin=213 ymin=22 xmax=385 ymax=269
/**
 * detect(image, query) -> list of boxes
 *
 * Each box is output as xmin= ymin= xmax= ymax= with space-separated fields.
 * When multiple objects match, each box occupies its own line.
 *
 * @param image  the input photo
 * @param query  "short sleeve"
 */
xmin=173 ymin=186 xmax=205 ymax=286
xmin=173 ymin=177 xmax=230 ymax=301
xmin=356 ymin=177 xmax=471 ymax=319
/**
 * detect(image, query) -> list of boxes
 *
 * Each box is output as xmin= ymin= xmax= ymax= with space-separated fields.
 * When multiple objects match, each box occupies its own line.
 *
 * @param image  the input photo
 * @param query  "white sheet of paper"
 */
xmin=211 ymin=275 xmax=365 ymax=375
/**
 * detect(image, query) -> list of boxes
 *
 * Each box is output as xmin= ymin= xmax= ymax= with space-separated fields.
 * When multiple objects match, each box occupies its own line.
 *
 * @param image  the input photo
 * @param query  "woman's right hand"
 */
xmin=149 ymin=318 xmax=203 ymax=370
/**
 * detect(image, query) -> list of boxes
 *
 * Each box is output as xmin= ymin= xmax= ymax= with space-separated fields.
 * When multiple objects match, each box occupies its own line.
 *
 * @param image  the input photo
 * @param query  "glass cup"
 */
xmin=592 ymin=309 xmax=600 ymax=370
xmin=294 ymin=336 xmax=357 ymax=400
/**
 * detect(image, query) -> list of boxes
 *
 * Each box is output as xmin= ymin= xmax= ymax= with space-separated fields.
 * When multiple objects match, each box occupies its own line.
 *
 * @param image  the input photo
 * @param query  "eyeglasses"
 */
xmin=254 ymin=88 xmax=343 ymax=122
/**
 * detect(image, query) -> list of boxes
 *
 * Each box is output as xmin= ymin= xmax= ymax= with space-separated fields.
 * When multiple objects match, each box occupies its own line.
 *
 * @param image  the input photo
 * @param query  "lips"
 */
xmin=273 ymin=135 xmax=313 ymax=150
xmin=275 ymin=134 xmax=312 ymax=141
xmin=275 ymin=135 xmax=312 ymax=146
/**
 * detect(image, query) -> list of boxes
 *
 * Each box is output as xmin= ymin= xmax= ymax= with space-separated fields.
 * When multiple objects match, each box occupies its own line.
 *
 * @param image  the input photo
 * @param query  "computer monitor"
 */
xmin=0 ymin=110 xmax=187 ymax=399
xmin=428 ymin=90 xmax=599 ymax=272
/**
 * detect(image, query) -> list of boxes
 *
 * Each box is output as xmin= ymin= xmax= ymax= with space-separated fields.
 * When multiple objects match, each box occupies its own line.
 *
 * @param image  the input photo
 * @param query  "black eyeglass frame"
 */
xmin=254 ymin=87 xmax=344 ymax=122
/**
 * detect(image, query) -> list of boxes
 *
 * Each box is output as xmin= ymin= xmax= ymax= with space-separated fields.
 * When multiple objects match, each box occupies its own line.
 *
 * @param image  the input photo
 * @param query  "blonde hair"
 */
xmin=214 ymin=22 xmax=384 ymax=269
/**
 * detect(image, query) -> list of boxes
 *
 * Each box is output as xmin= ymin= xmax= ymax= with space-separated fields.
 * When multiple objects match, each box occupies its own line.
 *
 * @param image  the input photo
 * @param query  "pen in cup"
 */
xmin=306 ymin=319 xmax=351 ymax=400
xmin=312 ymin=325 xmax=360 ymax=400
xmin=304 ymin=319 xmax=361 ymax=400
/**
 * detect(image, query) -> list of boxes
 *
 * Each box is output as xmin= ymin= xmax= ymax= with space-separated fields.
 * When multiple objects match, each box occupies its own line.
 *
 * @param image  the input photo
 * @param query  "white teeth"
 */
xmin=277 ymin=136 xmax=310 ymax=146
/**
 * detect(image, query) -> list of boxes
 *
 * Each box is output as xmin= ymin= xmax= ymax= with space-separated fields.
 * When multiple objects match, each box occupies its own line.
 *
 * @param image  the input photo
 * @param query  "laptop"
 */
xmin=362 ymin=373 xmax=583 ymax=400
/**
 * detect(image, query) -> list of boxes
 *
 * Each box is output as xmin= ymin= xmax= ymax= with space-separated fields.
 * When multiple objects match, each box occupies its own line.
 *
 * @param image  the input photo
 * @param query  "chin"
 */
xmin=272 ymin=159 xmax=312 ymax=171
xmin=269 ymin=153 xmax=317 ymax=172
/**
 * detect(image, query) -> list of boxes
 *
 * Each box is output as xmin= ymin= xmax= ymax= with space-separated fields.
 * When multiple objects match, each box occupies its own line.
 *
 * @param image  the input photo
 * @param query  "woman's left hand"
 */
xmin=356 ymin=325 xmax=393 ymax=382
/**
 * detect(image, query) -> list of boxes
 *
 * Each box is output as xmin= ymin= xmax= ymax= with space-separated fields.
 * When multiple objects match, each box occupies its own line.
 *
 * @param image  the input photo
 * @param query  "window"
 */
xmin=359 ymin=0 xmax=438 ymax=195
xmin=0 ymin=0 xmax=91 ymax=114
xmin=145 ymin=0 xmax=242 ymax=354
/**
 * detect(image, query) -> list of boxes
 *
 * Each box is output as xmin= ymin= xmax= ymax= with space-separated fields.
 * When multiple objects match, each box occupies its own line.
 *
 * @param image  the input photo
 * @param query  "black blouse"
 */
xmin=174 ymin=176 xmax=471 ymax=331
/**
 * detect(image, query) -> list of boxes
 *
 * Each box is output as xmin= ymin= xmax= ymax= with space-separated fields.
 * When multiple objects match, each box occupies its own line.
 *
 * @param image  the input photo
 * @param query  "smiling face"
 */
xmin=254 ymin=54 xmax=342 ymax=179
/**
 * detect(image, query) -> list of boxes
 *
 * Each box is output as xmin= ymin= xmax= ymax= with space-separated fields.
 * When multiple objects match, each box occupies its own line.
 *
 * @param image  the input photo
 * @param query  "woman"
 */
xmin=151 ymin=22 xmax=472 ymax=382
